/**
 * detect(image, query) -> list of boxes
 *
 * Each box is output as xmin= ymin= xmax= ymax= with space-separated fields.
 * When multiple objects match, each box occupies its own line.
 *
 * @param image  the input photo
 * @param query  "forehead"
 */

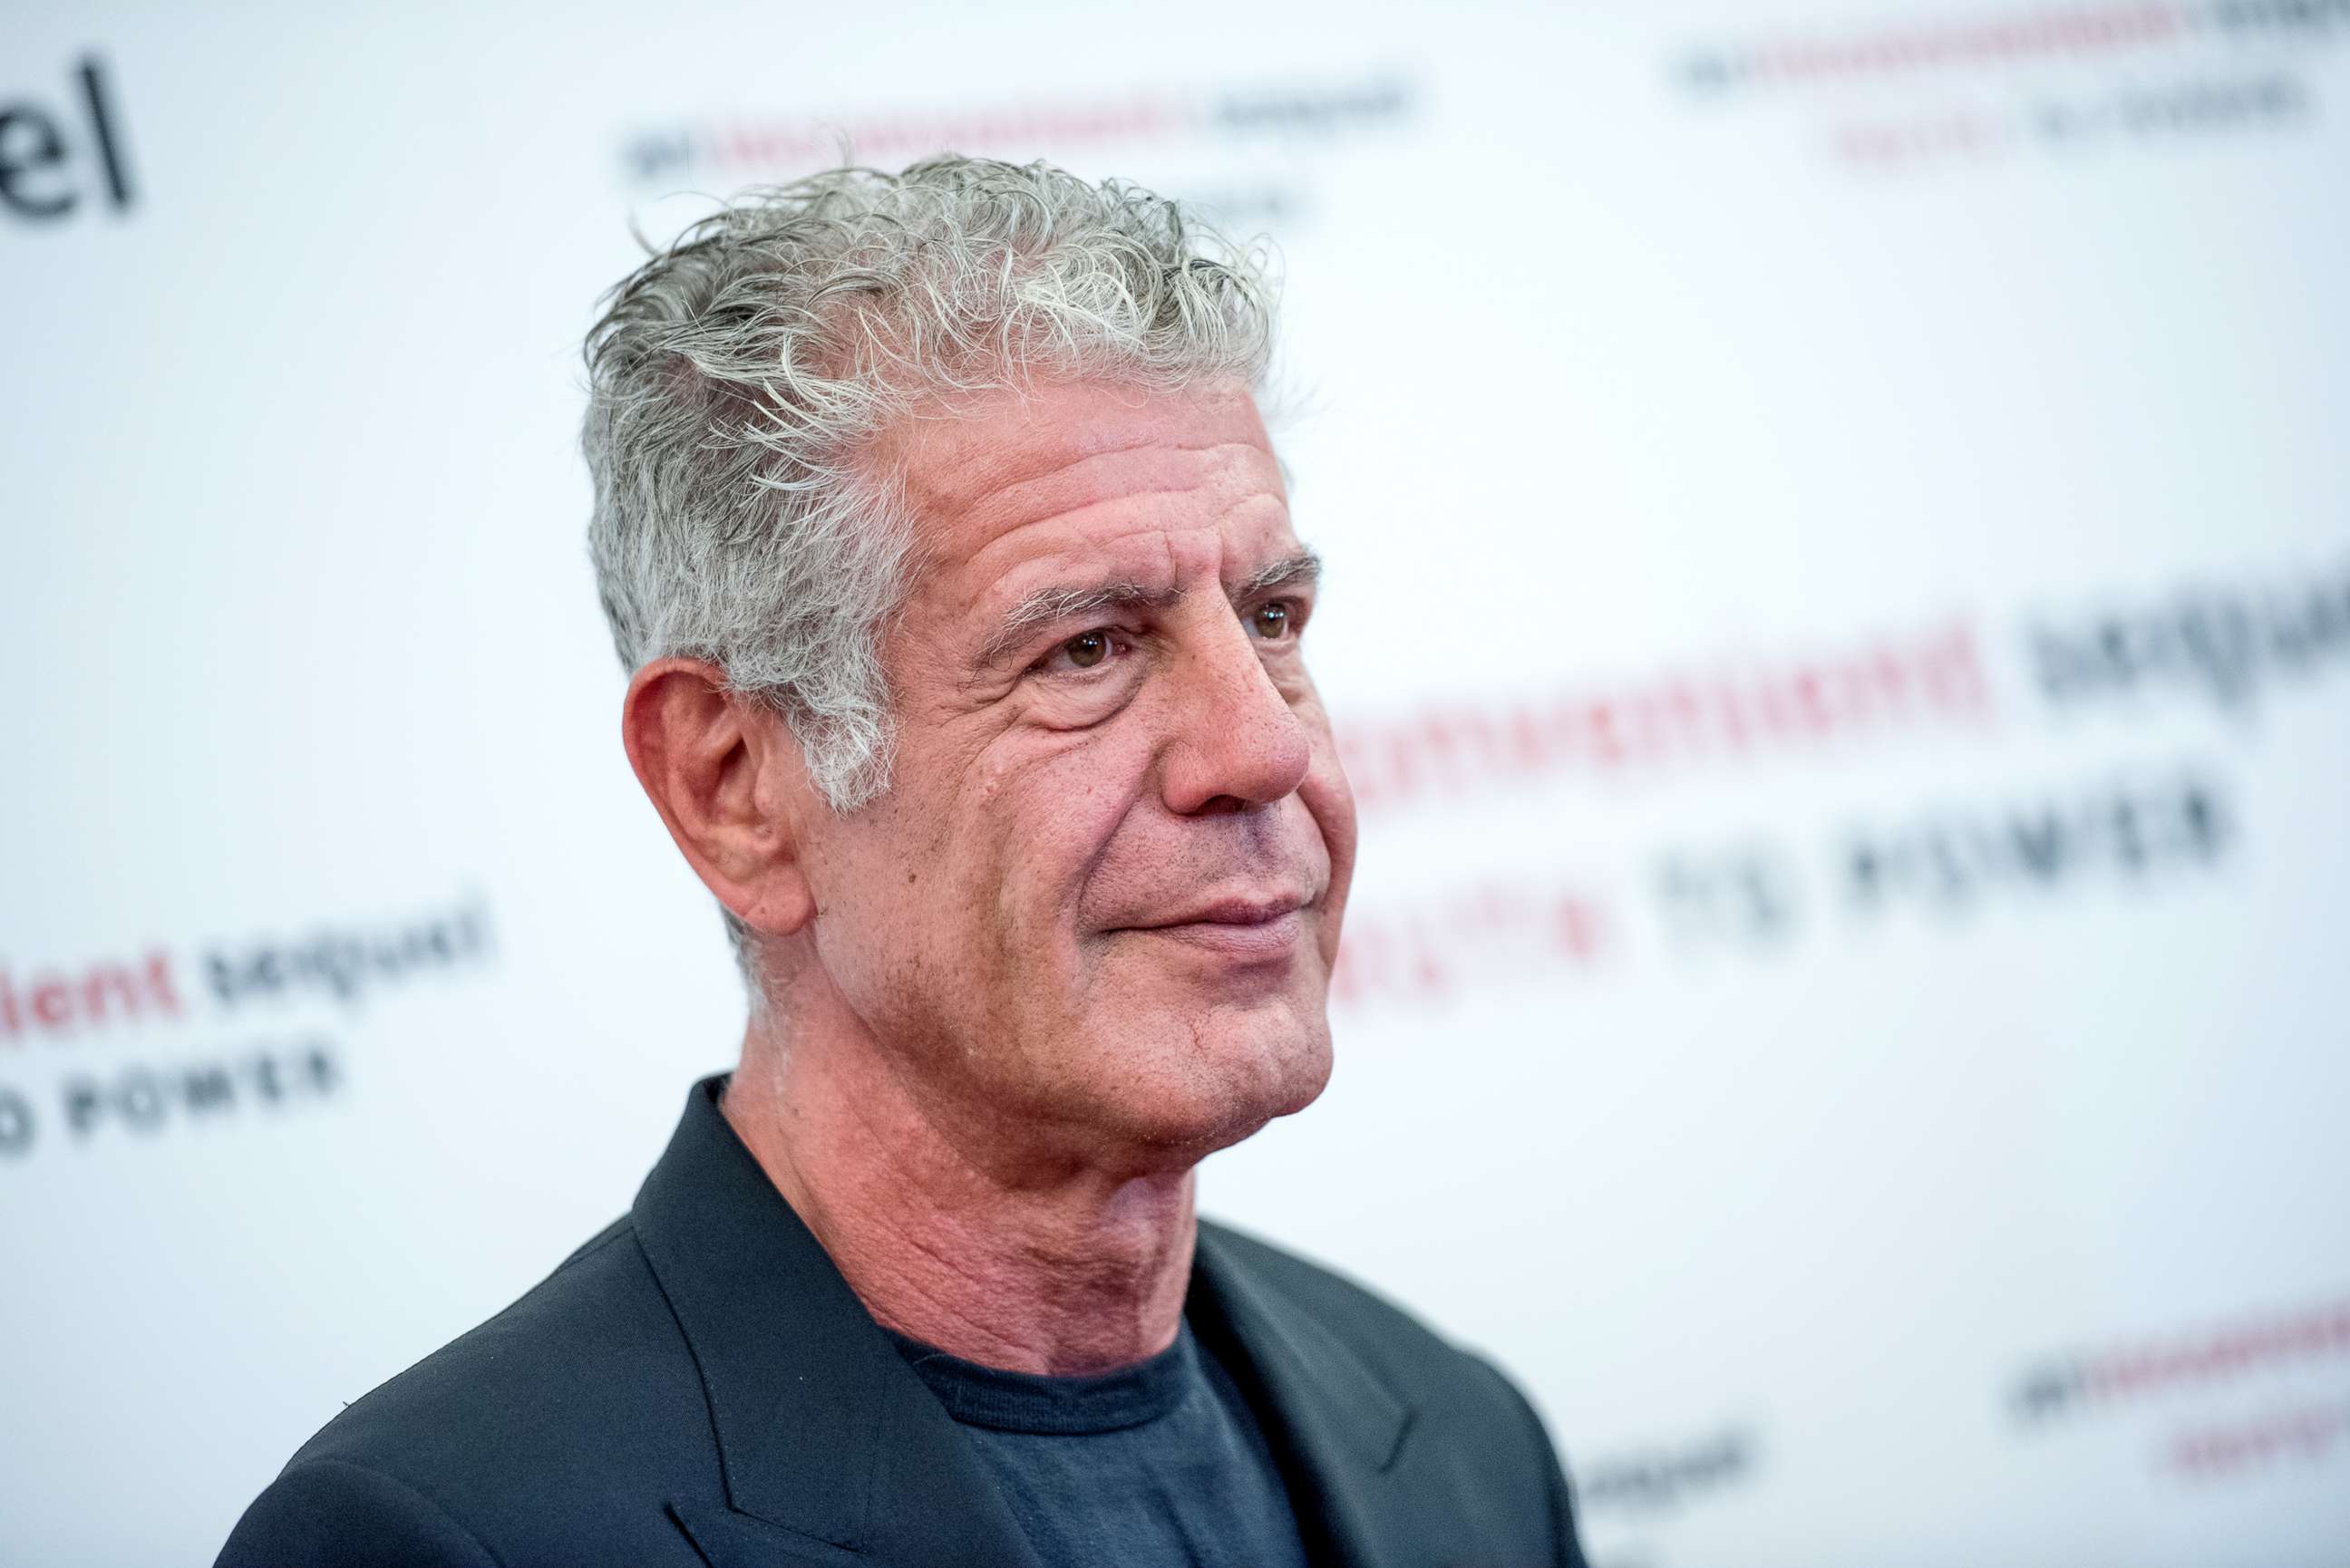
xmin=880 ymin=379 xmax=1293 ymax=595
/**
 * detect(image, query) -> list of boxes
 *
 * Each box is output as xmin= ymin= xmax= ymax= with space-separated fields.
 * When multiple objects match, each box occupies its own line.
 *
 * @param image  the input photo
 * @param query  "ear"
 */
xmin=621 ymin=658 xmax=819 ymax=940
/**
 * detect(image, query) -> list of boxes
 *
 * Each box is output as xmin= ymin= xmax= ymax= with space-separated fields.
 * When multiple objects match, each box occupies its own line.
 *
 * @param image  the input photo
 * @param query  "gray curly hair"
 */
xmin=580 ymin=154 xmax=1278 ymax=966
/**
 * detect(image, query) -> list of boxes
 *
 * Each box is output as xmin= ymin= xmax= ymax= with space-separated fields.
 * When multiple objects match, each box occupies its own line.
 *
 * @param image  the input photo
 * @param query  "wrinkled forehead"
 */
xmin=876 ymin=378 xmax=1285 ymax=557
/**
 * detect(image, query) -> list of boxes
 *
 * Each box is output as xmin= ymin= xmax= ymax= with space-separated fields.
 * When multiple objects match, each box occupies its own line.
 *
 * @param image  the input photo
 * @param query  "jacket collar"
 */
xmin=1192 ymin=1223 xmax=1418 ymax=1567
xmin=631 ymin=1074 xmax=1420 ymax=1568
xmin=631 ymin=1075 xmax=1041 ymax=1568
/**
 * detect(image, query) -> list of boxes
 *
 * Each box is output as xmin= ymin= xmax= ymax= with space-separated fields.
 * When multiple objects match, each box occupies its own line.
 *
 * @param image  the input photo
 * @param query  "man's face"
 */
xmin=793 ymin=378 xmax=1356 ymax=1170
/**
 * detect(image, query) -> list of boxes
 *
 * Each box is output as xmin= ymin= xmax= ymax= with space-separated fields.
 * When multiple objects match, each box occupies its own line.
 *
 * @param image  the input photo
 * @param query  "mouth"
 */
xmin=1117 ymin=896 xmax=1310 ymax=962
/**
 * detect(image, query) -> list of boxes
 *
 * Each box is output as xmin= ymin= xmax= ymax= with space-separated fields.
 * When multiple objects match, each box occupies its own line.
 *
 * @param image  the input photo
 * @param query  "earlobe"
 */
xmin=621 ymin=659 xmax=820 ymax=940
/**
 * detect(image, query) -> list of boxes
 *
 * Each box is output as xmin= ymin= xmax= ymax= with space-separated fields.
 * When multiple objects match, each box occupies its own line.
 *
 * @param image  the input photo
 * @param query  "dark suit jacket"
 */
xmin=218 ymin=1076 xmax=1588 ymax=1568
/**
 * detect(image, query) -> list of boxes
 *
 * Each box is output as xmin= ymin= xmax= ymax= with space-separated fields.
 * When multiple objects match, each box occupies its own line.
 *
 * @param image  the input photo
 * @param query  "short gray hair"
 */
xmin=580 ymin=155 xmax=1277 ymax=963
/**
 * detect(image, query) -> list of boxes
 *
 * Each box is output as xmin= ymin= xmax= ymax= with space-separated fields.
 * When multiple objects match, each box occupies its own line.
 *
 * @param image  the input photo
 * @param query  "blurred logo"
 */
xmin=1 ymin=55 xmax=133 ymax=224
xmin=615 ymin=76 xmax=1413 ymax=193
xmin=0 ymin=895 xmax=494 ymax=1159
xmin=2010 ymin=1296 xmax=2350 ymax=1486
xmin=2012 ymin=1296 xmax=2350 ymax=1423
xmin=1578 ymin=1425 xmax=1759 ymax=1515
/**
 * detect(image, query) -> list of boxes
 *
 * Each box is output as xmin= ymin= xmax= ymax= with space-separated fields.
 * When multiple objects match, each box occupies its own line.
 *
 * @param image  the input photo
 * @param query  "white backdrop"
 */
xmin=5 ymin=3 xmax=2348 ymax=1563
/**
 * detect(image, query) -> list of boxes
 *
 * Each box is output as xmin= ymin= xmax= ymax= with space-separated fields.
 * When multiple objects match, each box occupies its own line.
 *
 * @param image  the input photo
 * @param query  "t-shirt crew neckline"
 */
xmin=882 ymin=1322 xmax=1199 ymax=1437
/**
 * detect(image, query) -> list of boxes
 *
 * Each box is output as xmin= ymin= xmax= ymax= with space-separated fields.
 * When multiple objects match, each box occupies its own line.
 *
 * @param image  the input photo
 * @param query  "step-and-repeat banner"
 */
xmin=5 ymin=3 xmax=2346 ymax=1563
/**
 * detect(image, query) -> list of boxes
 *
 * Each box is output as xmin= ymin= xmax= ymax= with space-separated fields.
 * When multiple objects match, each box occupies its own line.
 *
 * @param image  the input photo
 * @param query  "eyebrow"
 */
xmin=976 ymin=548 xmax=1324 ymax=672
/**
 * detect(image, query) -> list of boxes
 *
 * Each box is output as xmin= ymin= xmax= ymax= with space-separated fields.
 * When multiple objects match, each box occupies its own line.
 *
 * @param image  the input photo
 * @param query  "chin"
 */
xmin=1102 ymin=1011 xmax=1335 ymax=1163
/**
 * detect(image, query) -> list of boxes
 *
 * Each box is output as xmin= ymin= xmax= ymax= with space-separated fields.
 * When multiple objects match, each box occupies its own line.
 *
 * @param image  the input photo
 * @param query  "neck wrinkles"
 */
xmin=722 ymin=1018 xmax=1199 ymax=1377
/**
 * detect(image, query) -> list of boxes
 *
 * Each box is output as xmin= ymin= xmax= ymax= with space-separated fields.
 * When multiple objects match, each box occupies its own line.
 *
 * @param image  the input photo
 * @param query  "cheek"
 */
xmin=802 ymin=799 xmax=950 ymax=1006
xmin=968 ymin=740 xmax=1150 ymax=945
xmin=1305 ymin=748 xmax=1359 ymax=960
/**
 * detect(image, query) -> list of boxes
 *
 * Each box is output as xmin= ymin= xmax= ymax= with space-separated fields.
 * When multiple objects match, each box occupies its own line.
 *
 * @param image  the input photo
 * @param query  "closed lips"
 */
xmin=1131 ymin=897 xmax=1306 ymax=929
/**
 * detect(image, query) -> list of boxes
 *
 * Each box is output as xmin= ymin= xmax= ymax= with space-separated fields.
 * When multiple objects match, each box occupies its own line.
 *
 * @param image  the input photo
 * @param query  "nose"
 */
xmin=1158 ymin=613 xmax=1314 ymax=816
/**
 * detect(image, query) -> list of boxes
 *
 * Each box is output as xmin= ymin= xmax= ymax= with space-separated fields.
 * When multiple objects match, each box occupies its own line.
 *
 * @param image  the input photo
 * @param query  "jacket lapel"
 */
xmin=631 ymin=1076 xmax=1044 ymax=1568
xmin=1191 ymin=1223 xmax=1420 ymax=1568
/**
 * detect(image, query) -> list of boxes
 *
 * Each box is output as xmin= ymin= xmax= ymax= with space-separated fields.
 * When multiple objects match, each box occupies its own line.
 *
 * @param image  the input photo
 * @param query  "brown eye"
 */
xmin=1250 ymin=602 xmax=1290 ymax=639
xmin=1063 ymin=631 xmax=1110 ymax=668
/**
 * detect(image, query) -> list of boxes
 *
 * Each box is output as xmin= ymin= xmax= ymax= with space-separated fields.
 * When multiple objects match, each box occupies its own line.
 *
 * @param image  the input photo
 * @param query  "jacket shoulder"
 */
xmin=1200 ymin=1217 xmax=1520 ymax=1408
xmin=217 ymin=1457 xmax=501 ymax=1568
xmin=221 ymin=1217 xmax=716 ymax=1566
xmin=1199 ymin=1218 xmax=1590 ymax=1567
xmin=293 ymin=1216 xmax=699 ymax=1470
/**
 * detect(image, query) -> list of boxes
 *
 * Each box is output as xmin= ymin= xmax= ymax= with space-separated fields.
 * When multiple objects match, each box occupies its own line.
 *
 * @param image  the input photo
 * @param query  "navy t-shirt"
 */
xmin=887 ymin=1319 xmax=1311 ymax=1568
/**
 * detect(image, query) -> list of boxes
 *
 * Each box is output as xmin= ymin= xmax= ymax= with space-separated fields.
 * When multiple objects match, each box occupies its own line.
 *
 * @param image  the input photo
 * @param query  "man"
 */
xmin=218 ymin=155 xmax=1588 ymax=1568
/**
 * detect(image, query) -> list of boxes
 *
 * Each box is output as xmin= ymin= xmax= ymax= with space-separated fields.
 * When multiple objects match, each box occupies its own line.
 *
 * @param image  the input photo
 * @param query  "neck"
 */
xmin=722 ymin=1003 xmax=1198 ymax=1378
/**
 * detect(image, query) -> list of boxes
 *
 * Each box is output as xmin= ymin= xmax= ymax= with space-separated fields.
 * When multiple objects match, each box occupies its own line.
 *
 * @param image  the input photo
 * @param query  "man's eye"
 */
xmin=1249 ymin=601 xmax=1293 ymax=640
xmin=1060 ymin=630 xmax=1111 ymax=669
